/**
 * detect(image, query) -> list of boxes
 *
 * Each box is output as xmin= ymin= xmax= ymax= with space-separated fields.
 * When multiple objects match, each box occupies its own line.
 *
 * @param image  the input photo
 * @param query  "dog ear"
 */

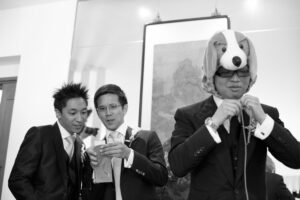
xmin=247 ymin=38 xmax=257 ymax=87
xmin=202 ymin=37 xmax=218 ymax=93
xmin=203 ymin=39 xmax=218 ymax=75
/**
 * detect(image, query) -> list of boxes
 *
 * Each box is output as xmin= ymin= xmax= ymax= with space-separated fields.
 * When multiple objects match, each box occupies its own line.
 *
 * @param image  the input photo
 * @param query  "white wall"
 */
xmin=0 ymin=10 xmax=21 ymax=57
xmin=0 ymin=0 xmax=77 ymax=199
xmin=247 ymin=28 xmax=300 ymax=176
xmin=0 ymin=56 xmax=20 ymax=78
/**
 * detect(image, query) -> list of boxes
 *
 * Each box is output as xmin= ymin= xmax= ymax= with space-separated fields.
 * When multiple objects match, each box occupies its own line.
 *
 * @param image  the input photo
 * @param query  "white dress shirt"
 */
xmin=57 ymin=120 xmax=75 ymax=156
xmin=106 ymin=122 xmax=138 ymax=168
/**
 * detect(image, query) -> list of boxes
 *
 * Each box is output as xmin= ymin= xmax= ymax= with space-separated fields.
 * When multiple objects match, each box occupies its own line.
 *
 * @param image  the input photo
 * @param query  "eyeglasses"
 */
xmin=97 ymin=104 xmax=122 ymax=113
xmin=215 ymin=66 xmax=250 ymax=78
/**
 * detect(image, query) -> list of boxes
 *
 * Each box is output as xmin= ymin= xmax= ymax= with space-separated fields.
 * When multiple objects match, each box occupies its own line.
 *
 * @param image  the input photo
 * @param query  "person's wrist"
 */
xmin=257 ymin=113 xmax=266 ymax=124
xmin=125 ymin=148 xmax=131 ymax=160
xmin=205 ymin=117 xmax=218 ymax=131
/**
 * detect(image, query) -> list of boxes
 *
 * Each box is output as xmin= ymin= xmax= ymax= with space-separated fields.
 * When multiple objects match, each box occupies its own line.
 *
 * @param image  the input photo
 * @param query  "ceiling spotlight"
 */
xmin=245 ymin=0 xmax=259 ymax=12
xmin=138 ymin=6 xmax=152 ymax=21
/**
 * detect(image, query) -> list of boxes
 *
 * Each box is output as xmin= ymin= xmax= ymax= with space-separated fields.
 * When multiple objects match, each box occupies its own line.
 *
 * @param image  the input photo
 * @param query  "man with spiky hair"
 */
xmin=9 ymin=82 xmax=91 ymax=200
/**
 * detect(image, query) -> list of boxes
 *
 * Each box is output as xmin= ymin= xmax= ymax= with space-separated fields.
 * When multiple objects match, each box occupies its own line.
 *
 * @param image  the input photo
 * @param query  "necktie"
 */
xmin=109 ymin=131 xmax=123 ymax=200
xmin=229 ymin=116 xmax=240 ymax=177
xmin=230 ymin=116 xmax=240 ymax=144
xmin=65 ymin=135 xmax=75 ymax=160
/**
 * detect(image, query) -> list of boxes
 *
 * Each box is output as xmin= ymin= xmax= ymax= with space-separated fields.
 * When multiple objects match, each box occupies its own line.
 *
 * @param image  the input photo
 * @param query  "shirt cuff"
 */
xmin=206 ymin=125 xmax=221 ymax=143
xmin=254 ymin=114 xmax=274 ymax=140
xmin=124 ymin=149 xmax=134 ymax=168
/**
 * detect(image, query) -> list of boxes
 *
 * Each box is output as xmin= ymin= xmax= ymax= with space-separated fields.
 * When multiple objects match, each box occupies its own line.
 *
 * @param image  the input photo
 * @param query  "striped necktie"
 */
xmin=109 ymin=131 xmax=123 ymax=200
xmin=65 ymin=135 xmax=75 ymax=160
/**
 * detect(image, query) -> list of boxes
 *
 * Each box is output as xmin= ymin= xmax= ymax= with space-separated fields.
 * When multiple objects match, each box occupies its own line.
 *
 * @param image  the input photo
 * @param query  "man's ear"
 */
xmin=96 ymin=109 xmax=101 ymax=118
xmin=123 ymin=104 xmax=128 ymax=115
xmin=55 ymin=109 xmax=62 ymax=119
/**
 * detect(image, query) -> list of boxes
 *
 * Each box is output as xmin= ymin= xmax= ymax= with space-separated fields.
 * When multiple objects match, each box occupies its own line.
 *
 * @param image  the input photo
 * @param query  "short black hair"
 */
xmin=94 ymin=84 xmax=127 ymax=108
xmin=53 ymin=82 xmax=89 ymax=112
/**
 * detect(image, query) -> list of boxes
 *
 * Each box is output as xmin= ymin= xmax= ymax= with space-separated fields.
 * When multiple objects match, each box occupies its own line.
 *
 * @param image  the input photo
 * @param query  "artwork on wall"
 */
xmin=139 ymin=15 xmax=230 ymax=200
xmin=139 ymin=15 xmax=230 ymax=142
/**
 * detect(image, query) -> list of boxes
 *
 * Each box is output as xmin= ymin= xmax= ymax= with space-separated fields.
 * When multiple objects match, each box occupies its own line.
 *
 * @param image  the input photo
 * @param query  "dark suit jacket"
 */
xmin=266 ymin=172 xmax=295 ymax=200
xmin=8 ymin=123 xmax=90 ymax=200
xmin=88 ymin=127 xmax=168 ymax=200
xmin=168 ymin=96 xmax=300 ymax=200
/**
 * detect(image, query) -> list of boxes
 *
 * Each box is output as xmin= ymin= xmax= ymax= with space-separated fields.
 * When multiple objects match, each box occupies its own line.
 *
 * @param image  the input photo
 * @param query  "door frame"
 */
xmin=0 ymin=77 xmax=17 ymax=197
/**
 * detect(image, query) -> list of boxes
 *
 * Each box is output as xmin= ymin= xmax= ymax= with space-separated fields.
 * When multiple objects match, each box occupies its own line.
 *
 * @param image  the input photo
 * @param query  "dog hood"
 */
xmin=201 ymin=30 xmax=257 ymax=96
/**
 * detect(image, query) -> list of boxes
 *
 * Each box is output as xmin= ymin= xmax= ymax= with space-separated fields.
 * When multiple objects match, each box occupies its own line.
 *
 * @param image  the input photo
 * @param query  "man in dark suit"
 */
xmin=86 ymin=84 xmax=168 ymax=200
xmin=9 ymin=83 xmax=91 ymax=200
xmin=168 ymin=30 xmax=300 ymax=200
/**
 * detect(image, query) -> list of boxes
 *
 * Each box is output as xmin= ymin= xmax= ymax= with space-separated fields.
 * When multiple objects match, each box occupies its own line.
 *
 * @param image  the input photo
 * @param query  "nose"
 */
xmin=76 ymin=113 xmax=86 ymax=122
xmin=232 ymin=56 xmax=242 ymax=67
xmin=230 ymin=72 xmax=240 ymax=81
xmin=105 ymin=107 xmax=112 ymax=116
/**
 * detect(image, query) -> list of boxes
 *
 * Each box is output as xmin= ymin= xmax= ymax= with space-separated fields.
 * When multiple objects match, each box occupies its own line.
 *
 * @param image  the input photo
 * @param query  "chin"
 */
xmin=225 ymin=92 xmax=243 ymax=99
xmin=232 ymin=94 xmax=243 ymax=99
xmin=73 ymin=127 xmax=83 ymax=133
xmin=105 ymin=124 xmax=116 ymax=131
xmin=73 ymin=129 xmax=81 ymax=134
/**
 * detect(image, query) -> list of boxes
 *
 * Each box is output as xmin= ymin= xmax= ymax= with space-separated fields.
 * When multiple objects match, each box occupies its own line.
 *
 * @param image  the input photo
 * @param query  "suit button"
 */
xmin=234 ymin=189 xmax=239 ymax=195
xmin=194 ymin=148 xmax=204 ymax=157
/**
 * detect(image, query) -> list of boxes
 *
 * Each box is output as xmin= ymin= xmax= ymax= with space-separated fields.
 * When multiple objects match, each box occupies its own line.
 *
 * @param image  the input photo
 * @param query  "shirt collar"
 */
xmin=106 ymin=122 xmax=128 ymax=138
xmin=57 ymin=120 xmax=74 ymax=140
xmin=213 ymin=95 xmax=245 ymax=133
xmin=213 ymin=95 xmax=223 ymax=107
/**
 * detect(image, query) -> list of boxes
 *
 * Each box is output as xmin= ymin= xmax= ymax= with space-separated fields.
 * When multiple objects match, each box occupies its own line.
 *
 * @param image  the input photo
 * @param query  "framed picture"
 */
xmin=139 ymin=15 xmax=230 ymax=145
xmin=138 ymin=15 xmax=230 ymax=200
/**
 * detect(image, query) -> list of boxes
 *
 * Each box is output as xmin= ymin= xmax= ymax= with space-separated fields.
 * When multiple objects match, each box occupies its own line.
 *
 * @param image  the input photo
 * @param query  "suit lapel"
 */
xmin=195 ymin=96 xmax=234 ymax=186
xmin=74 ymin=136 xmax=83 ymax=190
xmin=121 ymin=127 xmax=133 ymax=174
xmin=52 ymin=123 xmax=68 ymax=187
xmin=124 ymin=127 xmax=133 ymax=147
xmin=75 ymin=138 xmax=82 ymax=173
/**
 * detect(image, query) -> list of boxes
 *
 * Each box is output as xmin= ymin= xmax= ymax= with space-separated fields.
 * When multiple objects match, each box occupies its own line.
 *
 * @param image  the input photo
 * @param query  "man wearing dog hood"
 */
xmin=168 ymin=30 xmax=300 ymax=200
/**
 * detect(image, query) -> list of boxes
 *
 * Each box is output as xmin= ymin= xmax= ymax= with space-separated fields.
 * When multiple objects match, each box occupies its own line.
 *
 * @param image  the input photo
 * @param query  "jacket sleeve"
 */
xmin=8 ymin=127 xmax=41 ymax=200
xmin=264 ymin=107 xmax=300 ymax=169
xmin=168 ymin=108 xmax=217 ymax=177
xmin=276 ymin=174 xmax=295 ymax=200
xmin=81 ymin=151 xmax=94 ymax=198
xmin=130 ymin=131 xmax=168 ymax=186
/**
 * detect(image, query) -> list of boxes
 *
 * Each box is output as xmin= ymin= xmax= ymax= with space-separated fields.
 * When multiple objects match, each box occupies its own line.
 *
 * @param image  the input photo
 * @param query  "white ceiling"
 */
xmin=71 ymin=0 xmax=300 ymax=70
xmin=1 ymin=0 xmax=300 ymax=70
xmin=0 ymin=0 xmax=62 ymax=10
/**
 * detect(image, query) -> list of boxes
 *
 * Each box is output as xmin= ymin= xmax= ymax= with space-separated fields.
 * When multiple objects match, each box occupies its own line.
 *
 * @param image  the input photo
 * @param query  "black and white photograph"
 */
xmin=1 ymin=0 xmax=300 ymax=200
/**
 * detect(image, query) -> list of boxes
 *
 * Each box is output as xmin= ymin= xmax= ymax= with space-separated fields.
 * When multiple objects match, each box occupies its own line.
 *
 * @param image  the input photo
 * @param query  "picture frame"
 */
xmin=139 ymin=15 xmax=230 ymax=144
xmin=138 ymin=15 xmax=230 ymax=200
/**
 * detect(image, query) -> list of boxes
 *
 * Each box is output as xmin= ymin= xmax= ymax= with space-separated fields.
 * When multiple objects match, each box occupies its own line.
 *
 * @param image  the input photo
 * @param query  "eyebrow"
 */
xmin=69 ymin=108 xmax=87 ymax=111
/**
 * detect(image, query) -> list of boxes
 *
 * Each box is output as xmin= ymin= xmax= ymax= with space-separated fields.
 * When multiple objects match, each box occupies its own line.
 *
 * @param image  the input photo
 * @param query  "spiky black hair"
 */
xmin=53 ymin=82 xmax=89 ymax=112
